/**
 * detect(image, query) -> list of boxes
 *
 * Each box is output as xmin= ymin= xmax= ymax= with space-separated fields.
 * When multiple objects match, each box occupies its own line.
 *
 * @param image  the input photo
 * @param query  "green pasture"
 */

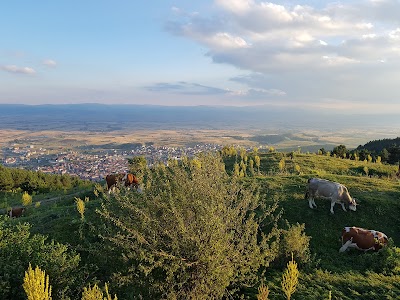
xmin=1 ymin=152 xmax=400 ymax=299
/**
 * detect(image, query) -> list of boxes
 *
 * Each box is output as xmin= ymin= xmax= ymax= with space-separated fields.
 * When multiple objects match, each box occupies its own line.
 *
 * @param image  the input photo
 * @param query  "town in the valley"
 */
xmin=0 ymin=143 xmax=227 ymax=181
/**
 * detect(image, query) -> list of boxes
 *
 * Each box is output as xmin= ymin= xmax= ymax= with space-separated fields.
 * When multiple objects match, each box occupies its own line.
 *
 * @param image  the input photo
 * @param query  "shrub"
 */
xmin=23 ymin=263 xmax=52 ymax=300
xmin=278 ymin=222 xmax=311 ymax=267
xmin=81 ymin=283 xmax=117 ymax=300
xmin=281 ymin=254 xmax=299 ymax=300
xmin=257 ymin=283 xmax=270 ymax=300
xmin=0 ymin=217 xmax=80 ymax=299
xmin=22 ymin=191 xmax=32 ymax=206
xmin=75 ymin=197 xmax=85 ymax=219
xmin=98 ymin=153 xmax=280 ymax=299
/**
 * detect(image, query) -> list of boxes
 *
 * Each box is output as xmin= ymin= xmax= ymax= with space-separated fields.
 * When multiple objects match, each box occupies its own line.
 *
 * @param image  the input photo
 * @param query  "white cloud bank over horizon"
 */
xmin=165 ymin=0 xmax=400 ymax=113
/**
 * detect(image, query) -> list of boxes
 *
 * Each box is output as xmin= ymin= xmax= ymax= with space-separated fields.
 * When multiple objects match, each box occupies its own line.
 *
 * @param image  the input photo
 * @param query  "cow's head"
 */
xmin=348 ymin=198 xmax=357 ymax=211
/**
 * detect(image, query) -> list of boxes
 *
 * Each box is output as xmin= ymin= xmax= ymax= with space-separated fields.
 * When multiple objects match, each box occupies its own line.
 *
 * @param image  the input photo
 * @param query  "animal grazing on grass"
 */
xmin=122 ymin=173 xmax=139 ymax=190
xmin=105 ymin=173 xmax=125 ymax=193
xmin=305 ymin=178 xmax=357 ymax=214
xmin=8 ymin=207 xmax=25 ymax=218
xmin=340 ymin=226 xmax=388 ymax=252
xmin=106 ymin=173 xmax=140 ymax=193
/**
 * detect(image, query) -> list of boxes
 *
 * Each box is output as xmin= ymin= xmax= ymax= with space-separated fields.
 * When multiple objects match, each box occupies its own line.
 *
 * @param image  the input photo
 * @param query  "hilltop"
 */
xmin=1 ymin=150 xmax=399 ymax=299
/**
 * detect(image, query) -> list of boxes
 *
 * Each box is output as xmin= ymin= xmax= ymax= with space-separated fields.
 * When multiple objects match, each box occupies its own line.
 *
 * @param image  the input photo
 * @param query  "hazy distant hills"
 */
xmin=1 ymin=104 xmax=399 ymax=132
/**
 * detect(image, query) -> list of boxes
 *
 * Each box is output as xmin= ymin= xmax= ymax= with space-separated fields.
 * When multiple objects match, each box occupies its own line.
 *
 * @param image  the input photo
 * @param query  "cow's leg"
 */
xmin=308 ymin=198 xmax=317 ymax=209
xmin=339 ymin=238 xmax=353 ymax=252
xmin=312 ymin=199 xmax=317 ymax=208
xmin=330 ymin=201 xmax=336 ymax=214
xmin=308 ymin=198 xmax=314 ymax=209
xmin=341 ymin=202 xmax=347 ymax=212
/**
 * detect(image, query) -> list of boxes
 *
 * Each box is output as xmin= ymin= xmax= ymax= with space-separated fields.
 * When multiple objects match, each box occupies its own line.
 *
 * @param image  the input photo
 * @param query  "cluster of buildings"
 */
xmin=1 ymin=143 xmax=224 ymax=181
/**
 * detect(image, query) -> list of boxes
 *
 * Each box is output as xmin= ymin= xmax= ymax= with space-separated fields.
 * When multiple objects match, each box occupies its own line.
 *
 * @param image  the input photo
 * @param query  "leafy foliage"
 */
xmin=81 ymin=283 xmax=117 ymax=300
xmin=0 ymin=165 xmax=90 ymax=193
xmin=23 ymin=263 xmax=52 ymax=300
xmin=277 ymin=222 xmax=311 ymax=267
xmin=0 ymin=217 xmax=80 ymax=300
xmin=22 ymin=191 xmax=33 ymax=206
xmin=98 ymin=153 xmax=280 ymax=299
xmin=281 ymin=254 xmax=299 ymax=300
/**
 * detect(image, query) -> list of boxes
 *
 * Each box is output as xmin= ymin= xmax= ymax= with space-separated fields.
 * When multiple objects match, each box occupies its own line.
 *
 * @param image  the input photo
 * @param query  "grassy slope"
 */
xmin=251 ymin=153 xmax=400 ymax=299
xmin=3 ymin=153 xmax=400 ymax=299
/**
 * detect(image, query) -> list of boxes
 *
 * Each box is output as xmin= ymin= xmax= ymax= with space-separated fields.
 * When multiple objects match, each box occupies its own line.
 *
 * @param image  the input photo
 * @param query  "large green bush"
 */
xmin=98 ymin=153 xmax=280 ymax=299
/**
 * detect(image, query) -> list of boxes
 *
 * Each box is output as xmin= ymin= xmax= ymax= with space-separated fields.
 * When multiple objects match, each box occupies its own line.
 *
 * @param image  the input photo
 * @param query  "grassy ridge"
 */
xmin=3 ymin=152 xmax=400 ymax=299
xmin=250 ymin=153 xmax=400 ymax=299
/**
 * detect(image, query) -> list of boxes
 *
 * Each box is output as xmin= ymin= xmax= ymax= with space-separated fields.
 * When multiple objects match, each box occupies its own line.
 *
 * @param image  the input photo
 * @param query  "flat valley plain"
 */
xmin=0 ymin=104 xmax=399 ymax=154
xmin=1 ymin=127 xmax=398 ymax=155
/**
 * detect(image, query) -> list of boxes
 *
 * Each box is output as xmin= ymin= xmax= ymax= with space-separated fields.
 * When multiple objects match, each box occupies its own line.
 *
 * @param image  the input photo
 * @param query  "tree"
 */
xmin=22 ymin=191 xmax=32 ymax=206
xmin=0 ymin=165 xmax=14 ymax=191
xmin=233 ymin=162 xmax=240 ymax=177
xmin=252 ymin=147 xmax=259 ymax=156
xmin=81 ymin=283 xmax=117 ymax=300
xmin=278 ymin=158 xmax=285 ymax=173
xmin=98 ymin=153 xmax=280 ymax=299
xmin=388 ymin=146 xmax=400 ymax=164
xmin=127 ymin=156 xmax=147 ymax=180
xmin=249 ymin=159 xmax=255 ymax=176
xmin=257 ymin=283 xmax=270 ymax=300
xmin=75 ymin=197 xmax=86 ymax=220
xmin=254 ymin=155 xmax=261 ymax=174
xmin=380 ymin=148 xmax=390 ymax=163
xmin=358 ymin=149 xmax=371 ymax=162
xmin=332 ymin=145 xmax=348 ymax=159
xmin=281 ymin=254 xmax=299 ymax=300
xmin=23 ymin=263 xmax=52 ymax=300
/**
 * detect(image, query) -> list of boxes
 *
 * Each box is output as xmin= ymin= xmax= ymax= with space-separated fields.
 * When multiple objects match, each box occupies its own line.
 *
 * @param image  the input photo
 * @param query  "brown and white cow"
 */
xmin=106 ymin=173 xmax=140 ymax=193
xmin=305 ymin=178 xmax=357 ymax=214
xmin=105 ymin=173 xmax=125 ymax=193
xmin=340 ymin=226 xmax=388 ymax=252
xmin=122 ymin=173 xmax=139 ymax=190
xmin=9 ymin=207 xmax=25 ymax=218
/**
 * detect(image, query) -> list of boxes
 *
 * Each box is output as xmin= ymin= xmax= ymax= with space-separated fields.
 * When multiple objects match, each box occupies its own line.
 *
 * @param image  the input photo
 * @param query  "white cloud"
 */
xmin=166 ymin=1 xmax=400 ymax=111
xmin=43 ymin=59 xmax=57 ymax=67
xmin=2 ymin=65 xmax=36 ymax=75
xmin=207 ymin=32 xmax=249 ymax=49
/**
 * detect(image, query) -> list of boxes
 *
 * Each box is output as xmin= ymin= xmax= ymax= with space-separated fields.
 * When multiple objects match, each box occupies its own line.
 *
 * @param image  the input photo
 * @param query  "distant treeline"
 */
xmin=354 ymin=137 xmax=400 ymax=164
xmin=0 ymin=165 xmax=89 ymax=194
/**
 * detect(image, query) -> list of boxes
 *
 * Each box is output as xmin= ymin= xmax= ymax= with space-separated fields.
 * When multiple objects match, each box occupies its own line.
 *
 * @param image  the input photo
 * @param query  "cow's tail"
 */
xmin=304 ymin=191 xmax=309 ymax=200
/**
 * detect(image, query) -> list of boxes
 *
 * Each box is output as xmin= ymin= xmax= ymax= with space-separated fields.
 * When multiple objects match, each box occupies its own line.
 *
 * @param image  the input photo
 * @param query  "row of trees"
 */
xmin=320 ymin=144 xmax=400 ymax=164
xmin=0 ymin=165 xmax=90 ymax=194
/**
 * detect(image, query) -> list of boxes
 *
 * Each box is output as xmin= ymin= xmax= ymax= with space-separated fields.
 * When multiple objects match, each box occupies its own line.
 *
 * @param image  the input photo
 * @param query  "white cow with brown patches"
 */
xmin=340 ymin=226 xmax=388 ymax=252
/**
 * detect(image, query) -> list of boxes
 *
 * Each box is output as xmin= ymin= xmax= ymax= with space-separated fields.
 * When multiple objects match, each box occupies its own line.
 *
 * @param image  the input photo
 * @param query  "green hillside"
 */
xmin=1 ymin=152 xmax=400 ymax=299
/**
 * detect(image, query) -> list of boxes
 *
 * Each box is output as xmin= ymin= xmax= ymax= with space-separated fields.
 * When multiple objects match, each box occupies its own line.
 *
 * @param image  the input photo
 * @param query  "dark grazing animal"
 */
xmin=9 ymin=207 xmax=25 ymax=218
xmin=105 ymin=173 xmax=125 ymax=193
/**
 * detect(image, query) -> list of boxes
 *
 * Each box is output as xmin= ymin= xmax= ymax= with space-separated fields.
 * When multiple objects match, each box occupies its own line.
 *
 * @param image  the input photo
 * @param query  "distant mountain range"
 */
xmin=1 ymin=103 xmax=399 ymax=132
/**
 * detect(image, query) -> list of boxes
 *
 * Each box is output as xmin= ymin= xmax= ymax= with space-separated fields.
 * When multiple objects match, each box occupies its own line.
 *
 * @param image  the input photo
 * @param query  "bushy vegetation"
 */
xmin=0 ymin=217 xmax=81 ymax=299
xmin=0 ymin=165 xmax=90 ymax=194
xmin=0 ymin=148 xmax=399 ymax=299
xmin=98 ymin=154 xmax=280 ymax=299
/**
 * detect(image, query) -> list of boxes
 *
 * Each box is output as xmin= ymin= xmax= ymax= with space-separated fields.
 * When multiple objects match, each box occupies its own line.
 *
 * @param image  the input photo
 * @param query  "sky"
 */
xmin=1 ymin=0 xmax=400 ymax=114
